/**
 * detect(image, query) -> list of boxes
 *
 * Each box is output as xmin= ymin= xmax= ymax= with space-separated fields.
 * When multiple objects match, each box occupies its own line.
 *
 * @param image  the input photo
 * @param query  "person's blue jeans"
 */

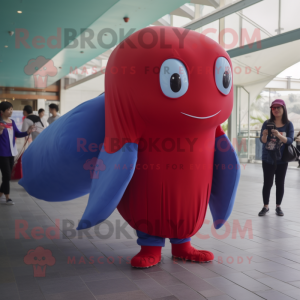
xmin=137 ymin=230 xmax=191 ymax=247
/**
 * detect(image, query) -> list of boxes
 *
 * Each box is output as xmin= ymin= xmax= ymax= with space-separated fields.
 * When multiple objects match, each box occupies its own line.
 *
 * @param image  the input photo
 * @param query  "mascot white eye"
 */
xmin=214 ymin=57 xmax=232 ymax=95
xmin=159 ymin=59 xmax=189 ymax=98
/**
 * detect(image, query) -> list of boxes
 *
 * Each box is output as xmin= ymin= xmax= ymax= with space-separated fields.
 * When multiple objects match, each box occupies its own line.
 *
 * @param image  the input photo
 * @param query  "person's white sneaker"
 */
xmin=5 ymin=199 xmax=14 ymax=205
xmin=0 ymin=195 xmax=6 ymax=204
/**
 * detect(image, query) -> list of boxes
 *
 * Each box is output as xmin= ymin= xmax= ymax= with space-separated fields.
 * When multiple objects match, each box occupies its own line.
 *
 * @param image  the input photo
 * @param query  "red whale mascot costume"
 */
xmin=20 ymin=27 xmax=240 ymax=268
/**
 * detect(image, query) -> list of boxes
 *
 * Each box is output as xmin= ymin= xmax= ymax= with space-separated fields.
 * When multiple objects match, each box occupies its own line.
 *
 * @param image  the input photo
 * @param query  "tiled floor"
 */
xmin=1 ymin=164 xmax=300 ymax=300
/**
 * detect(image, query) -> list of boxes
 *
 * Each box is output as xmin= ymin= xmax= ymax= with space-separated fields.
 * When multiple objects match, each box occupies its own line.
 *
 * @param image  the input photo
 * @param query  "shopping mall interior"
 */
xmin=1 ymin=1 xmax=300 ymax=299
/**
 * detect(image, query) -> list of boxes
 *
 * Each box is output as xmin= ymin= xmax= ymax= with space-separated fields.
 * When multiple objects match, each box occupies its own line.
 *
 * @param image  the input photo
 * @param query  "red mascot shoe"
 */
xmin=131 ymin=246 xmax=162 ymax=268
xmin=172 ymin=241 xmax=214 ymax=263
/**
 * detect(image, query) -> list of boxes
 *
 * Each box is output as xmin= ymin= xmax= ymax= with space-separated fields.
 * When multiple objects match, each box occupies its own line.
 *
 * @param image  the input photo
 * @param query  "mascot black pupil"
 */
xmin=223 ymin=71 xmax=231 ymax=89
xmin=170 ymin=73 xmax=181 ymax=92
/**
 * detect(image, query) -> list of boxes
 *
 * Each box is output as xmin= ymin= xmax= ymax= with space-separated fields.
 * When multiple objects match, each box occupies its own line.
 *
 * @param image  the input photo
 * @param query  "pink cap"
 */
xmin=270 ymin=99 xmax=286 ymax=107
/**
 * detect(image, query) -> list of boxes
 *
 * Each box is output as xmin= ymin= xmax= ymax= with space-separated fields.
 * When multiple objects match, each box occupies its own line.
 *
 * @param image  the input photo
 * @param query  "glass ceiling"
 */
xmin=68 ymin=0 xmax=300 ymax=85
xmin=193 ymin=0 xmax=300 ymax=51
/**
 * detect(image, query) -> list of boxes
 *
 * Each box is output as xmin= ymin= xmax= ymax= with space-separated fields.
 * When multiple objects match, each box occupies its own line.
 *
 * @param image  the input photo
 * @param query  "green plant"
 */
xmin=221 ymin=121 xmax=228 ymax=133
xmin=256 ymin=94 xmax=263 ymax=101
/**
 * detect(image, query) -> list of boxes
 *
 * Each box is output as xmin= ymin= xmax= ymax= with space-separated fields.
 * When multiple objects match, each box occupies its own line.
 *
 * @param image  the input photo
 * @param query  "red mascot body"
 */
xmin=104 ymin=27 xmax=237 ymax=267
xmin=20 ymin=26 xmax=240 ymax=269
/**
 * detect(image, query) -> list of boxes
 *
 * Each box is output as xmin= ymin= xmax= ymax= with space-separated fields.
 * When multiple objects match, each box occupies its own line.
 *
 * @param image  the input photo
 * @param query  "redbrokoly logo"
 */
xmin=24 ymin=56 xmax=57 ymax=88
xmin=24 ymin=246 xmax=55 ymax=277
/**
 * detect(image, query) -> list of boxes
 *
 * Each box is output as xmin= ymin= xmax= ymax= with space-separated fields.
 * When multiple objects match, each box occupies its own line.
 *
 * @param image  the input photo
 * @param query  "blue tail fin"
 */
xmin=77 ymin=143 xmax=138 ymax=230
xmin=19 ymin=94 xmax=105 ymax=201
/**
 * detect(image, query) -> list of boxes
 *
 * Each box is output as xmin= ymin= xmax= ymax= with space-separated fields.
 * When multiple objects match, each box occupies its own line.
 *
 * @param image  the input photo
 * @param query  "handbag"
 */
xmin=11 ymin=154 xmax=23 ymax=180
xmin=282 ymin=143 xmax=300 ymax=162
xmin=11 ymin=136 xmax=29 ymax=180
xmin=282 ymin=122 xmax=300 ymax=162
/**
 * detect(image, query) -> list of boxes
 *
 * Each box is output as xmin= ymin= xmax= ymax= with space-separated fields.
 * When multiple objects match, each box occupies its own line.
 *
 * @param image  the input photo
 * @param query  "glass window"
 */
xmin=236 ymin=87 xmax=249 ymax=161
xmin=242 ymin=0 xmax=279 ymax=36
xmin=173 ymin=15 xmax=193 ymax=27
xmin=281 ymin=0 xmax=300 ymax=34
xmin=222 ymin=13 xmax=240 ymax=50
xmin=250 ymin=89 xmax=269 ymax=132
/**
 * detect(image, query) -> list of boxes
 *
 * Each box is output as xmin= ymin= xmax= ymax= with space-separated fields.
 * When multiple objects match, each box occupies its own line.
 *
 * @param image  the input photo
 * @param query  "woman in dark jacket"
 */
xmin=0 ymin=102 xmax=34 ymax=204
xmin=259 ymin=99 xmax=294 ymax=217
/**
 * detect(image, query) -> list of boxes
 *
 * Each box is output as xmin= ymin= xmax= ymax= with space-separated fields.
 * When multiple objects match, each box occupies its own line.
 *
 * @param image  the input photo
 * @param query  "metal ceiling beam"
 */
xmin=98 ymin=49 xmax=114 ymax=59
xmin=65 ymin=68 xmax=106 ymax=90
xmin=152 ymin=17 xmax=170 ymax=26
xmin=207 ymin=0 xmax=220 ymax=8
xmin=0 ymin=85 xmax=59 ymax=92
xmin=0 ymin=93 xmax=58 ymax=100
xmin=190 ymin=0 xmax=219 ymax=7
xmin=170 ymin=4 xmax=194 ymax=19
xmin=228 ymin=28 xmax=300 ymax=58
xmin=85 ymin=59 xmax=102 ymax=67
xmin=184 ymin=0 xmax=263 ymax=30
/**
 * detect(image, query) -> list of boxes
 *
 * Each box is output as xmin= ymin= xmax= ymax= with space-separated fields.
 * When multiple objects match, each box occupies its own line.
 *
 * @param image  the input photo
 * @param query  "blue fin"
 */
xmin=209 ymin=134 xmax=240 ymax=229
xmin=77 ymin=143 xmax=138 ymax=230
xmin=19 ymin=94 xmax=105 ymax=201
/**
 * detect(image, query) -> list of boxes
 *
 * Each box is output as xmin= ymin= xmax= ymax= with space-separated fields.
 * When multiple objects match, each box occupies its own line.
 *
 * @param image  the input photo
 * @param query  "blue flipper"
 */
xmin=209 ymin=134 xmax=240 ymax=229
xmin=19 ymin=94 xmax=105 ymax=201
xmin=77 ymin=143 xmax=138 ymax=230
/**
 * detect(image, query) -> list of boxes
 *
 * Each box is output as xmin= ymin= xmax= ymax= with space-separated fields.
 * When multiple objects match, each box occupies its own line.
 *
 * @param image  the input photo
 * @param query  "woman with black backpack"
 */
xmin=259 ymin=99 xmax=294 ymax=217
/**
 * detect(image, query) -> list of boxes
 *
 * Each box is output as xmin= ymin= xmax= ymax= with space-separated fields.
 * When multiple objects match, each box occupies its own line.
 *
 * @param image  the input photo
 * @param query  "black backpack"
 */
xmin=26 ymin=115 xmax=44 ymax=128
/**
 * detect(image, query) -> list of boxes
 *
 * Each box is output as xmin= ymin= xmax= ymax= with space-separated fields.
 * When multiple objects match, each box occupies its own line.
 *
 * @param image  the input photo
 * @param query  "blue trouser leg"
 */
xmin=137 ymin=230 xmax=165 ymax=246
xmin=137 ymin=230 xmax=191 ymax=246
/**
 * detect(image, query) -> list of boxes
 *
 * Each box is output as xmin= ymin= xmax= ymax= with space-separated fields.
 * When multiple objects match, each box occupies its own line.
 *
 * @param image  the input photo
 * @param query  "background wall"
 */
xmin=60 ymin=75 xmax=105 ymax=115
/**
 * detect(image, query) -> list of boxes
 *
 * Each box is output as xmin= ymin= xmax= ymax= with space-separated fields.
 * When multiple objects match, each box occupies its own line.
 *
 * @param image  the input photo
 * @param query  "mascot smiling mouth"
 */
xmin=181 ymin=111 xmax=221 ymax=119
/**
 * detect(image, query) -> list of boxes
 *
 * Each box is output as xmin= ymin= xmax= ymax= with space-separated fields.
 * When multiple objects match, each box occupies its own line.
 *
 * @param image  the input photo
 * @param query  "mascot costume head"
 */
xmin=20 ymin=27 xmax=240 ymax=268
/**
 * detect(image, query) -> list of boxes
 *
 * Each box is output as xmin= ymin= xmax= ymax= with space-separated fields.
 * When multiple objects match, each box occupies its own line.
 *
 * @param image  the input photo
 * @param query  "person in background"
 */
xmin=38 ymin=108 xmax=49 ymax=128
xmin=295 ymin=131 xmax=300 ymax=168
xmin=22 ymin=105 xmax=45 ymax=141
xmin=259 ymin=99 xmax=294 ymax=217
xmin=47 ymin=103 xmax=60 ymax=125
xmin=22 ymin=105 xmax=44 ymax=141
xmin=0 ymin=102 xmax=34 ymax=205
